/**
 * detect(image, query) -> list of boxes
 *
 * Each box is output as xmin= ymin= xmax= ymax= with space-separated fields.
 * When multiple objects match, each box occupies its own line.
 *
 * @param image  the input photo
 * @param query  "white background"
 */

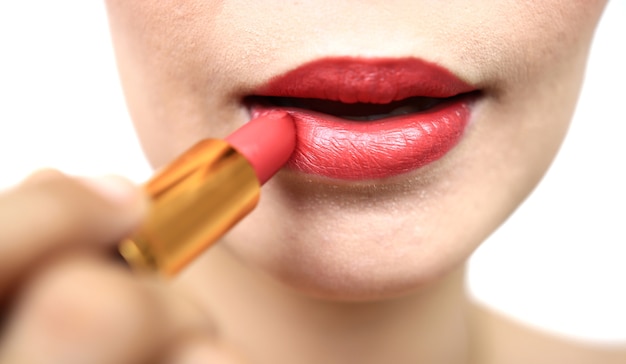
xmin=1 ymin=2 xmax=624 ymax=343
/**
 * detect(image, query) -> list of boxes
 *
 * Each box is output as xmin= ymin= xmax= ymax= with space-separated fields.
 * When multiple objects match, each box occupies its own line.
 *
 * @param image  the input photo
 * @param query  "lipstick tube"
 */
xmin=119 ymin=111 xmax=295 ymax=276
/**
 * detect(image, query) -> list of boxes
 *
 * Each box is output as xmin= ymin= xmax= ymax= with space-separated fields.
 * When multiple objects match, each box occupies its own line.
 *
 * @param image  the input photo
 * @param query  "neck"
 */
xmin=177 ymin=246 xmax=472 ymax=364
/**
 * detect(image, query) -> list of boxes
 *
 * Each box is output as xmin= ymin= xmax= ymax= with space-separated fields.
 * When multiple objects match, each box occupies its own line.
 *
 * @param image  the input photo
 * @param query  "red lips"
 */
xmin=248 ymin=57 xmax=477 ymax=180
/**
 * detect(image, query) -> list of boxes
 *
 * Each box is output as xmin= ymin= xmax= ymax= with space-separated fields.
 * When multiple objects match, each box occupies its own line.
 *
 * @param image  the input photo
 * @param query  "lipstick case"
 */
xmin=119 ymin=139 xmax=260 ymax=276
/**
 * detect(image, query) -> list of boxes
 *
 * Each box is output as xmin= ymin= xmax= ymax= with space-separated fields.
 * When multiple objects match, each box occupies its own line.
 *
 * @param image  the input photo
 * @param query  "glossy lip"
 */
xmin=248 ymin=57 xmax=478 ymax=180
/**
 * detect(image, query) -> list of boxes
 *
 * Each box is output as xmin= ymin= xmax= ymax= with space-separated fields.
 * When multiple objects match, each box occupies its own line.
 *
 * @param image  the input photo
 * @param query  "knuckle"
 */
xmin=21 ymin=169 xmax=67 ymax=187
xmin=12 ymin=172 xmax=109 ymax=242
xmin=0 ymin=171 xmax=79 ymax=246
xmin=15 ymin=189 xmax=86 ymax=244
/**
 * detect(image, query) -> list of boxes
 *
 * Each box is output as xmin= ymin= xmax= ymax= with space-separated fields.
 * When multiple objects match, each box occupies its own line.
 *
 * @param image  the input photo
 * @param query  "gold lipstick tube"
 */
xmin=119 ymin=139 xmax=260 ymax=276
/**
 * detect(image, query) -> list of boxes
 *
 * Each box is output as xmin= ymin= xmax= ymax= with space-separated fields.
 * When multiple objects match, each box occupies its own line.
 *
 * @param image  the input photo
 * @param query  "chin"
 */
xmin=221 ymin=226 xmax=468 ymax=302
xmin=215 ymin=172 xmax=487 ymax=302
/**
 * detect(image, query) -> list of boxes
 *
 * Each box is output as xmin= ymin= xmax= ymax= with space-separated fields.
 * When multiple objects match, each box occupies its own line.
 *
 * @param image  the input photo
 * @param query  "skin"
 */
xmin=0 ymin=1 xmax=623 ymax=363
xmin=103 ymin=0 xmax=609 ymax=299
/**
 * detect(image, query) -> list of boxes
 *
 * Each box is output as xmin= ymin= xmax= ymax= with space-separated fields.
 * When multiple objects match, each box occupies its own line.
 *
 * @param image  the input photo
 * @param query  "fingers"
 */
xmin=0 ymin=254 xmax=217 ymax=364
xmin=0 ymin=170 xmax=146 ymax=295
xmin=0 ymin=170 xmax=244 ymax=363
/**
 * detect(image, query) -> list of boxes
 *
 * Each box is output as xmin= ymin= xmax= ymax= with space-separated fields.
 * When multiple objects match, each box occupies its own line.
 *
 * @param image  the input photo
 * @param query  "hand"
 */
xmin=0 ymin=170 xmax=242 ymax=363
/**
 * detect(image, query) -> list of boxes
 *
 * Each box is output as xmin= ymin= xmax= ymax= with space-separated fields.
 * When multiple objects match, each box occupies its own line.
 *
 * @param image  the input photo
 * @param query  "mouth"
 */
xmin=247 ymin=95 xmax=446 ymax=122
xmin=245 ymin=57 xmax=479 ymax=180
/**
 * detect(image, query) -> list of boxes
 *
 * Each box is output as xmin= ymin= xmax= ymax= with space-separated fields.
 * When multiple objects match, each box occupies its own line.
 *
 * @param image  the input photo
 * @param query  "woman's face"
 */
xmin=105 ymin=1 xmax=606 ymax=300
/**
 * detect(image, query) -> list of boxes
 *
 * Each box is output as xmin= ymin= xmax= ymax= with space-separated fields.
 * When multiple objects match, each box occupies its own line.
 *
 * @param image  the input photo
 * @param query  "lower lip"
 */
xmin=250 ymin=96 xmax=475 ymax=180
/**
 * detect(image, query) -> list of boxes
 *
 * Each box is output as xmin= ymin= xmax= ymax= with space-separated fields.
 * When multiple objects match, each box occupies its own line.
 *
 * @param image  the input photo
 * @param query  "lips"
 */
xmin=246 ymin=57 xmax=478 ymax=180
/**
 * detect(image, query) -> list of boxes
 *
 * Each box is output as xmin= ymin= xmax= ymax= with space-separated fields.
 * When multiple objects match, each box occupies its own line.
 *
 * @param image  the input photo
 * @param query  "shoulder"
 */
xmin=469 ymin=302 xmax=626 ymax=364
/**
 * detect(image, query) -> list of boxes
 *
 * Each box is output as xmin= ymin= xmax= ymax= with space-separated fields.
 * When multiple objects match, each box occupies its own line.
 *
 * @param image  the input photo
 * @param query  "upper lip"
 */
xmin=251 ymin=57 xmax=476 ymax=104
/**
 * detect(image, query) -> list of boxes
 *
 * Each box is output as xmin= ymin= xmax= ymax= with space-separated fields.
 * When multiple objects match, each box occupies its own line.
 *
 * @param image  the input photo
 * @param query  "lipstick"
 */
xmin=119 ymin=111 xmax=295 ymax=276
xmin=249 ymin=57 xmax=478 ymax=180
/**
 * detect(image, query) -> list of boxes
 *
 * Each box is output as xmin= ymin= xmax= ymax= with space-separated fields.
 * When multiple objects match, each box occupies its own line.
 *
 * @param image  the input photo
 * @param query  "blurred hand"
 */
xmin=0 ymin=170 xmax=242 ymax=364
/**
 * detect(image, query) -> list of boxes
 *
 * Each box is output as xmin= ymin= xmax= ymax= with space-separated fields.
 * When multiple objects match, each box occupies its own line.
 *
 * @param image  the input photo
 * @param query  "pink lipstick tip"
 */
xmin=226 ymin=111 xmax=296 ymax=184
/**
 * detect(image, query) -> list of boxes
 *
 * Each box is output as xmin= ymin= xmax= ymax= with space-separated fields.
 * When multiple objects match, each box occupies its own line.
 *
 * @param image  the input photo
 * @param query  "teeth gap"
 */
xmin=247 ymin=96 xmax=445 ymax=121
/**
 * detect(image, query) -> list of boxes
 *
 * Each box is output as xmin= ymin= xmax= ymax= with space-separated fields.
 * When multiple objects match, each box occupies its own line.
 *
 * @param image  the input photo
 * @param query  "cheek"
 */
xmin=454 ymin=0 xmax=607 ymax=94
xmin=104 ymin=1 xmax=240 ymax=168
